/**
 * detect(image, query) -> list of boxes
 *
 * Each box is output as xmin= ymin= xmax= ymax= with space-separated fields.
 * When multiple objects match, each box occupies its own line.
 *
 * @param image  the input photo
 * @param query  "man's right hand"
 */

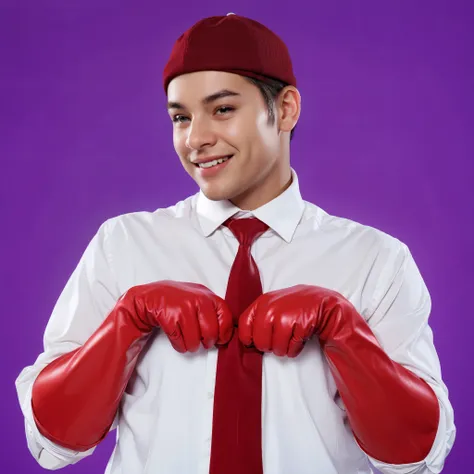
xmin=123 ymin=280 xmax=233 ymax=352
xmin=31 ymin=280 xmax=232 ymax=451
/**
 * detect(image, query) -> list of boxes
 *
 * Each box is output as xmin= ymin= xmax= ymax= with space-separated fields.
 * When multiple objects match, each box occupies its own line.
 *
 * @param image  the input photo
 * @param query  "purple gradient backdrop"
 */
xmin=1 ymin=1 xmax=472 ymax=472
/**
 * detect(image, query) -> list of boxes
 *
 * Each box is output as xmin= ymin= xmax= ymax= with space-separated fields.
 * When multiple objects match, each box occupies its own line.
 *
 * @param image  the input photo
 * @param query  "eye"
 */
xmin=172 ymin=115 xmax=189 ymax=124
xmin=215 ymin=106 xmax=235 ymax=115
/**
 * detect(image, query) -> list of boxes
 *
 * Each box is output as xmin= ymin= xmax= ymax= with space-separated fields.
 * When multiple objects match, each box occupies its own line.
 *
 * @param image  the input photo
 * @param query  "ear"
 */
xmin=277 ymin=86 xmax=301 ymax=133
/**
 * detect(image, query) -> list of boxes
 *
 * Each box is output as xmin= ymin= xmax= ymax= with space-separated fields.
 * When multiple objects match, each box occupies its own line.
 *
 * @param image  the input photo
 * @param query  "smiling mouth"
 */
xmin=194 ymin=155 xmax=233 ymax=169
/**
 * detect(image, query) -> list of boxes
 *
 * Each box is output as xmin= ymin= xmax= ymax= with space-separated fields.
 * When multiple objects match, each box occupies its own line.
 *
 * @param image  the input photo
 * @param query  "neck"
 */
xmin=230 ymin=167 xmax=293 ymax=211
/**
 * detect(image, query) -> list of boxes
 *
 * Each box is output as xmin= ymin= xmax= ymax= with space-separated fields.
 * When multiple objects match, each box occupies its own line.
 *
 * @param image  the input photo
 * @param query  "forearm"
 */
xmin=320 ymin=304 xmax=439 ymax=464
xmin=31 ymin=297 xmax=151 ymax=451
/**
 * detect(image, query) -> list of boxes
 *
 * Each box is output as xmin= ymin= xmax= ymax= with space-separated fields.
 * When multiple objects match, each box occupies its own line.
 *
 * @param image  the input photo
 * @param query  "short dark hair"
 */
xmin=244 ymin=76 xmax=297 ymax=141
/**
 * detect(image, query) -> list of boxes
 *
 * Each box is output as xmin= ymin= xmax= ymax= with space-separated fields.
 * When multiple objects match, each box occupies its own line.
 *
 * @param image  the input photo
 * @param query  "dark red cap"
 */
xmin=162 ymin=13 xmax=297 ymax=93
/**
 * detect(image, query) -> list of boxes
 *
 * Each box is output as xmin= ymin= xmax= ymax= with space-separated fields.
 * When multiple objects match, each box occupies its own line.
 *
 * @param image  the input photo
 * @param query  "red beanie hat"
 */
xmin=162 ymin=13 xmax=297 ymax=93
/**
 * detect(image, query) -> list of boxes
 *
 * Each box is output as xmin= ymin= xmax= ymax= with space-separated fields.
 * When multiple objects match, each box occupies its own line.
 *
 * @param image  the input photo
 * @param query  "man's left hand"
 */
xmin=238 ymin=284 xmax=354 ymax=357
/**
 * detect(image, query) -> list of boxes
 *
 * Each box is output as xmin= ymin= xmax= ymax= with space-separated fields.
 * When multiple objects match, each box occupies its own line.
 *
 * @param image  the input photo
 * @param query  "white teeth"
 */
xmin=198 ymin=156 xmax=230 ymax=169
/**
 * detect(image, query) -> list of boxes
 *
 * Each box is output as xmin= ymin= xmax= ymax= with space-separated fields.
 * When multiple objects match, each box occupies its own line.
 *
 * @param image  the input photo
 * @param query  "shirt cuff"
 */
xmin=366 ymin=395 xmax=454 ymax=474
xmin=22 ymin=382 xmax=96 ymax=469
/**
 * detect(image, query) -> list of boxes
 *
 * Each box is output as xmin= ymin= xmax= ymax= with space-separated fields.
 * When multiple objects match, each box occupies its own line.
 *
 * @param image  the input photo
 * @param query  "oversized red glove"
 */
xmin=239 ymin=284 xmax=440 ymax=464
xmin=32 ymin=280 xmax=233 ymax=451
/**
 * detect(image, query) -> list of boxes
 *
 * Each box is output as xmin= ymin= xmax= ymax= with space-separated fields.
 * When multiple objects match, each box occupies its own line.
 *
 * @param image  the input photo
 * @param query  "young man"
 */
xmin=16 ymin=13 xmax=455 ymax=474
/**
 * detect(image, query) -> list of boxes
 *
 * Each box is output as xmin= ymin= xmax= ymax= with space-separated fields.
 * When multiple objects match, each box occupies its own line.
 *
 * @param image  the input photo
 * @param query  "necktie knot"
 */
xmin=224 ymin=217 xmax=269 ymax=247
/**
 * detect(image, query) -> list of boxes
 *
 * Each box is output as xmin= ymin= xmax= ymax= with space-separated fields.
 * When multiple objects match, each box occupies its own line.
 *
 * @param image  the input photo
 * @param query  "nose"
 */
xmin=185 ymin=117 xmax=217 ymax=150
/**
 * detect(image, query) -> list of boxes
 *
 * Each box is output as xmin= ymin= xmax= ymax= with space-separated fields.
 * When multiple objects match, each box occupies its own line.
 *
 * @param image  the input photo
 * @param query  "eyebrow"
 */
xmin=167 ymin=89 xmax=241 ymax=110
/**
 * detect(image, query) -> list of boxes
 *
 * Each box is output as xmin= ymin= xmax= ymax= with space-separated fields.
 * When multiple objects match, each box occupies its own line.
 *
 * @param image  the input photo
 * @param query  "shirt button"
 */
xmin=207 ymin=391 xmax=213 ymax=399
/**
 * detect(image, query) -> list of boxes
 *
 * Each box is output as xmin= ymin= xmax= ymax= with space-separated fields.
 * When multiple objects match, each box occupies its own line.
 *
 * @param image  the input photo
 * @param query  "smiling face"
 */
xmin=166 ymin=71 xmax=300 ymax=210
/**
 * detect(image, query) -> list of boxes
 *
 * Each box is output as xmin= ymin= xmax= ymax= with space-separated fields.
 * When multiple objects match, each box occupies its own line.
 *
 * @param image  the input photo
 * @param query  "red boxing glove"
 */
xmin=239 ymin=284 xmax=440 ymax=464
xmin=32 ymin=281 xmax=233 ymax=451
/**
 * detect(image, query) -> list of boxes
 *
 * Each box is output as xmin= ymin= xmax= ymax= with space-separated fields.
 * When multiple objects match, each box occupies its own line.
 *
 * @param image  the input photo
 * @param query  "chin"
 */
xmin=201 ymin=188 xmax=232 ymax=202
xmin=199 ymin=182 xmax=236 ymax=202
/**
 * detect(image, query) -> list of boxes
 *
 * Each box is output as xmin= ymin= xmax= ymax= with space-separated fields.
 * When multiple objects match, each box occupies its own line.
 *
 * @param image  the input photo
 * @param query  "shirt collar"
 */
xmin=195 ymin=168 xmax=305 ymax=243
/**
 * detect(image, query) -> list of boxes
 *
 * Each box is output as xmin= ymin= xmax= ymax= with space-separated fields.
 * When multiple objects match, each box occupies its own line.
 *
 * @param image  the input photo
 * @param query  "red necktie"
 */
xmin=209 ymin=216 xmax=269 ymax=474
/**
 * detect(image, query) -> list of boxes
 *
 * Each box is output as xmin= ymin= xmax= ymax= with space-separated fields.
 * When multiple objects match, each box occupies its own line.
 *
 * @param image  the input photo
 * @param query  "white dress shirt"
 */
xmin=15 ymin=168 xmax=455 ymax=473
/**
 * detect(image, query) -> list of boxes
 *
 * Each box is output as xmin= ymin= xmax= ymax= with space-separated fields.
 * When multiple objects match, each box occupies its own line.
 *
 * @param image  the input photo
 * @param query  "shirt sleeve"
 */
xmin=14 ymin=219 xmax=122 ymax=470
xmin=363 ymin=238 xmax=456 ymax=474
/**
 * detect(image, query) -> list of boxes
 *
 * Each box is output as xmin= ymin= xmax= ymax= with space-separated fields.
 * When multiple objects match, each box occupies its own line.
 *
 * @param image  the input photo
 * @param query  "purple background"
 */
xmin=1 ymin=1 xmax=472 ymax=472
